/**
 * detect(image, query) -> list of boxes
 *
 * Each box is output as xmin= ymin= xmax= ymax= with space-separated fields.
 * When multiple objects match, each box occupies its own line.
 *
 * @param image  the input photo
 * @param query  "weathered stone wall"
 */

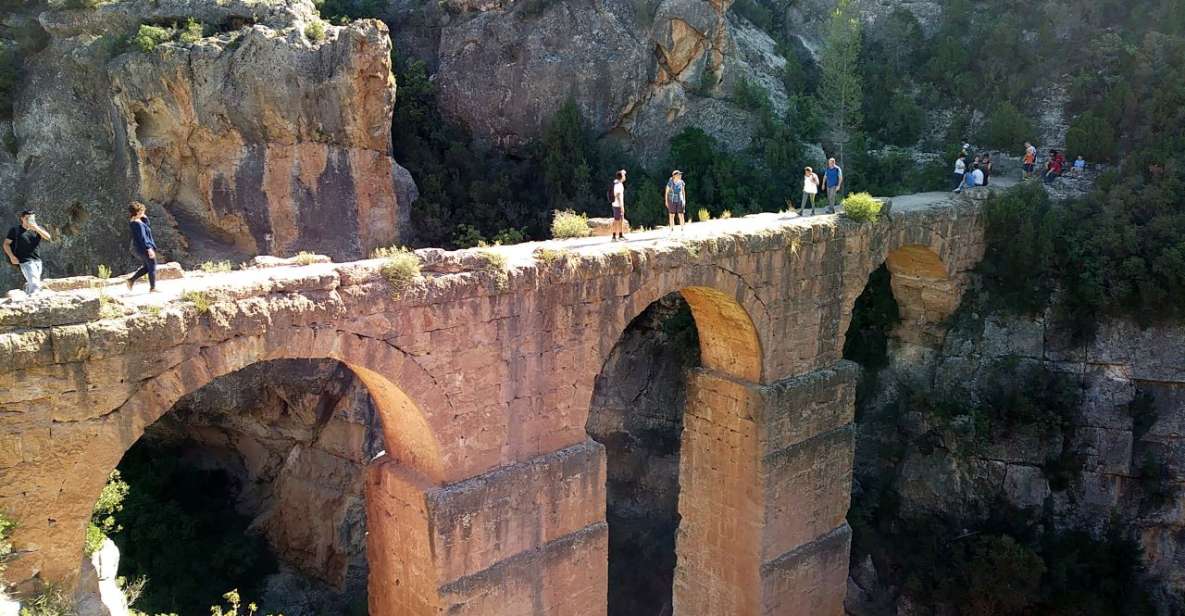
xmin=0 ymin=196 xmax=986 ymax=613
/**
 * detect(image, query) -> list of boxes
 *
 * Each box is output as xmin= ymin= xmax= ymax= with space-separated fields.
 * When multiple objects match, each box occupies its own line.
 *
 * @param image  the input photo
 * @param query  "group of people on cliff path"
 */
xmin=605 ymin=157 xmax=846 ymax=241
xmin=5 ymin=202 xmax=159 ymax=297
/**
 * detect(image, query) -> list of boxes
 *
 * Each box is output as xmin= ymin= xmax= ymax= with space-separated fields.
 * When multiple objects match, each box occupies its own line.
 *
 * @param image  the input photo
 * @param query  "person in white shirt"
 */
xmin=952 ymin=155 xmax=967 ymax=192
xmin=967 ymin=164 xmax=985 ymax=188
xmin=610 ymin=169 xmax=627 ymax=242
xmin=801 ymin=166 xmax=819 ymax=216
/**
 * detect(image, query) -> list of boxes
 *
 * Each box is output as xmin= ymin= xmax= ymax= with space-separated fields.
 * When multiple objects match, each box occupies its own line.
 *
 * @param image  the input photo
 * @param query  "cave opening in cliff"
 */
xmin=94 ymin=359 xmax=379 ymax=616
xmin=587 ymin=292 xmax=701 ymax=616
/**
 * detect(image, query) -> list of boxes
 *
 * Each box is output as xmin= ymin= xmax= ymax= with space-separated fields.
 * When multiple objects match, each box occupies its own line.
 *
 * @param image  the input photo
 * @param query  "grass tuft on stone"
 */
xmin=477 ymin=249 xmax=510 ymax=291
xmin=182 ymin=290 xmax=216 ymax=314
xmin=304 ymin=19 xmax=327 ymax=42
xmin=697 ymin=208 xmax=710 ymax=222
xmin=551 ymin=210 xmax=591 ymax=239
xmin=379 ymin=247 xmax=422 ymax=299
xmin=292 ymin=251 xmax=320 ymax=265
xmin=199 ymin=260 xmax=233 ymax=273
xmin=533 ymin=247 xmax=571 ymax=266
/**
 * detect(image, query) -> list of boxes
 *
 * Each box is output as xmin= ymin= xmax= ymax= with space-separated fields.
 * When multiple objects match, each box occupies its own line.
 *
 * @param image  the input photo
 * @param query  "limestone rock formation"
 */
xmin=390 ymin=0 xmax=790 ymax=160
xmin=849 ymin=301 xmax=1185 ymax=613
xmin=3 ymin=0 xmax=410 ymax=287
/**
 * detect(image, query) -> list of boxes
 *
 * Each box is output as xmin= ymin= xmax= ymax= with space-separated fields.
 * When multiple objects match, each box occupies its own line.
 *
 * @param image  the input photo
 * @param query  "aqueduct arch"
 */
xmin=69 ymin=329 xmax=450 ymax=615
xmin=1 ymin=192 xmax=989 ymax=615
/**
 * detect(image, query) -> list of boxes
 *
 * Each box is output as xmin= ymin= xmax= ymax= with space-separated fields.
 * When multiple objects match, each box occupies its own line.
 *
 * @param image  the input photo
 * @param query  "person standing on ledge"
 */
xmin=4 ymin=210 xmax=52 ymax=295
xmin=610 ymin=169 xmax=628 ymax=242
xmin=665 ymin=170 xmax=687 ymax=232
xmin=824 ymin=158 xmax=843 ymax=214
xmin=126 ymin=201 xmax=158 ymax=293
xmin=801 ymin=166 xmax=819 ymax=216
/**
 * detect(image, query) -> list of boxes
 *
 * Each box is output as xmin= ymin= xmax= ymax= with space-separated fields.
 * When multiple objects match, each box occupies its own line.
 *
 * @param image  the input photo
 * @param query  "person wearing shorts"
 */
xmin=610 ymin=169 xmax=627 ymax=241
xmin=665 ymin=170 xmax=687 ymax=232
xmin=1023 ymin=142 xmax=1037 ymax=178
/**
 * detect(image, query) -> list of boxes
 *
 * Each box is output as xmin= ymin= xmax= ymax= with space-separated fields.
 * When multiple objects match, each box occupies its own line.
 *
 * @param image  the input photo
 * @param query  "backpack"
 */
xmin=607 ymin=181 xmax=617 ymax=205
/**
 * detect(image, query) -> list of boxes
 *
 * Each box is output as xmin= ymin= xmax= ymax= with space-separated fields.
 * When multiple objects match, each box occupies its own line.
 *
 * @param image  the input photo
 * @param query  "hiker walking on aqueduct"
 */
xmin=4 ymin=210 xmax=51 ymax=296
xmin=126 ymin=201 xmax=159 ymax=293
xmin=824 ymin=158 xmax=843 ymax=213
xmin=802 ymin=166 xmax=819 ymax=216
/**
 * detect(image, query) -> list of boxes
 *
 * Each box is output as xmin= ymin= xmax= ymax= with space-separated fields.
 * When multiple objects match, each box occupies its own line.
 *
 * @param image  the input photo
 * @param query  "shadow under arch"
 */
xmin=588 ymin=280 xmax=765 ymax=615
xmin=66 ymin=328 xmax=451 ymax=615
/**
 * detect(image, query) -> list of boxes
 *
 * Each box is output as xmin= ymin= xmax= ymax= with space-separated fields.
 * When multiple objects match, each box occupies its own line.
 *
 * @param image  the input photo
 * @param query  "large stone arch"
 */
xmin=60 ymin=328 xmax=452 ymax=615
xmin=589 ymin=266 xmax=770 ymax=616
xmin=616 ymin=265 xmax=768 ymax=383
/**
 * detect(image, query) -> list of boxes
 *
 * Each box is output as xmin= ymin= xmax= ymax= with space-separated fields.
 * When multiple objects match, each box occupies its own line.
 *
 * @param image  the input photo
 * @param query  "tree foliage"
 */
xmin=815 ymin=0 xmax=862 ymax=163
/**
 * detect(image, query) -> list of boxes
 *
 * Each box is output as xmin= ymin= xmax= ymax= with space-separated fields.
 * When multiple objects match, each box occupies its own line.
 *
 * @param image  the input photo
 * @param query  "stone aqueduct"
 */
xmin=0 ymin=196 xmax=986 ymax=615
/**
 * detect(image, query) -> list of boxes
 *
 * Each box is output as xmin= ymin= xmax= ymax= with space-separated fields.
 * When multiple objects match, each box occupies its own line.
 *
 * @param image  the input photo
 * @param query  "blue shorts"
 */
xmin=612 ymin=206 xmax=624 ymax=221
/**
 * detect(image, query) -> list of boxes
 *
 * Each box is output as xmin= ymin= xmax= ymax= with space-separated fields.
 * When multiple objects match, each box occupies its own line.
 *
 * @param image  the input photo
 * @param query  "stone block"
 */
xmin=761 ymin=427 xmax=854 ymax=561
xmin=759 ymin=362 xmax=858 ymax=454
xmin=760 ymin=524 xmax=851 ymax=616
xmin=438 ymin=524 xmax=608 ymax=616
xmin=426 ymin=441 xmax=606 ymax=583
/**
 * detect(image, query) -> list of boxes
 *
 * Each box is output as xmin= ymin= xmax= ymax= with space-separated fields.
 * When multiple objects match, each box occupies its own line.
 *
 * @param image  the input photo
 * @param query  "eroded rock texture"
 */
xmin=587 ymin=293 xmax=700 ymax=615
xmin=389 ymin=0 xmax=789 ymax=160
xmin=847 ymin=301 xmax=1185 ymax=614
xmin=142 ymin=358 xmax=382 ymax=614
xmin=3 ymin=0 xmax=410 ymax=286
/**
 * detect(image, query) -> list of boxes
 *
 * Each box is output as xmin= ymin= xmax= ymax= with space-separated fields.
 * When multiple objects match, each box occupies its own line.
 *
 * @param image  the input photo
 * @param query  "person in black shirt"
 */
xmin=4 ymin=210 xmax=52 ymax=295
xmin=126 ymin=201 xmax=159 ymax=293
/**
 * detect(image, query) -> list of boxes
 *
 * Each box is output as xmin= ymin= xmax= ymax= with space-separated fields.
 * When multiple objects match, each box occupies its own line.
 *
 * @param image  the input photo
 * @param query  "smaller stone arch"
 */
xmin=883 ymin=244 xmax=963 ymax=349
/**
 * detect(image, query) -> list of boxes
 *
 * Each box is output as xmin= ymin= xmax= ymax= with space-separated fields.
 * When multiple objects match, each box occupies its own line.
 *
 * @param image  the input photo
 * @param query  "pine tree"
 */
xmin=815 ymin=0 xmax=863 ymax=167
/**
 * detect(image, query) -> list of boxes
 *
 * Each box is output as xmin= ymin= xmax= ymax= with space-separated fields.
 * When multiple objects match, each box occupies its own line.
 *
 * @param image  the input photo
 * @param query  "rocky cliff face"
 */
xmin=847 ymin=295 xmax=1185 ymax=614
xmin=387 ymin=0 xmax=790 ymax=161
xmin=1 ymin=0 xmax=411 ymax=285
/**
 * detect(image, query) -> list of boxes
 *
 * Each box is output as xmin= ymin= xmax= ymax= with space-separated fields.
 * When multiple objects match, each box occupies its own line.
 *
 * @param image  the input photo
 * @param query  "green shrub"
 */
xmin=841 ymin=192 xmax=882 ymax=222
xmin=177 ymin=18 xmax=205 ymax=45
xmin=491 ymin=227 xmax=527 ymax=245
xmin=85 ymin=470 xmax=129 ymax=556
xmin=1066 ymin=112 xmax=1117 ymax=162
xmin=550 ymin=210 xmax=590 ymax=238
xmin=379 ymin=247 xmax=422 ymax=298
xmin=0 ymin=510 xmax=13 ymax=576
xmin=64 ymin=0 xmax=103 ymax=8
xmin=304 ymin=19 xmax=327 ymax=42
xmin=979 ymin=183 xmax=1058 ymax=315
xmin=732 ymin=76 xmax=769 ymax=112
xmin=978 ymin=102 xmax=1034 ymax=154
xmin=132 ymin=25 xmax=173 ymax=53
xmin=0 ymin=45 xmax=21 ymax=120
xmin=720 ymin=209 xmax=732 ymax=219
xmin=696 ymin=208 xmax=710 ymax=222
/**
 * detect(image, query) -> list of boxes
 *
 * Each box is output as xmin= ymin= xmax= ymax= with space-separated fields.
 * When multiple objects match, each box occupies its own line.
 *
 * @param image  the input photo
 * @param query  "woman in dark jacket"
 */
xmin=126 ymin=201 xmax=158 ymax=292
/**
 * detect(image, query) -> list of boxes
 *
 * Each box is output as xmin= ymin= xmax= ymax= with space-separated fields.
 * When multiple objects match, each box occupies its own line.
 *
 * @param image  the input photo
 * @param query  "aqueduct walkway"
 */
xmin=0 ymin=190 xmax=989 ymax=615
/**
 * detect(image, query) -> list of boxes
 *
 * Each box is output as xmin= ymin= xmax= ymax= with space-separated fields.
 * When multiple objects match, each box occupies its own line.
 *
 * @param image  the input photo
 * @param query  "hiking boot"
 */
xmin=826 ymin=207 xmax=835 ymax=214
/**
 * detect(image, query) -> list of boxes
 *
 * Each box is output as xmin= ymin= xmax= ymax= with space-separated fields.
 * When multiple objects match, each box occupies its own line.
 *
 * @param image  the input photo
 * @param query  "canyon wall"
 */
xmin=0 ymin=0 xmax=411 ymax=285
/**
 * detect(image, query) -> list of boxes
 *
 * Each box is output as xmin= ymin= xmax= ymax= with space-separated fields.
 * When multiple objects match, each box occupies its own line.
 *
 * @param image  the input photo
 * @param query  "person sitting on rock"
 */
xmin=967 ymin=163 xmax=984 ymax=188
xmin=4 ymin=210 xmax=52 ymax=295
xmin=126 ymin=201 xmax=159 ymax=293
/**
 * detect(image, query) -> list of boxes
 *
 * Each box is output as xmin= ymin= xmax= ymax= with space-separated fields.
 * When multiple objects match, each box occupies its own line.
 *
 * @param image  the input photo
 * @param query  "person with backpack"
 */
xmin=801 ymin=166 xmax=819 ymax=216
xmin=1022 ymin=142 xmax=1037 ymax=179
xmin=609 ymin=169 xmax=628 ymax=242
xmin=4 ymin=210 xmax=52 ymax=295
xmin=824 ymin=158 xmax=843 ymax=213
xmin=126 ymin=201 xmax=159 ymax=293
xmin=664 ymin=170 xmax=687 ymax=232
